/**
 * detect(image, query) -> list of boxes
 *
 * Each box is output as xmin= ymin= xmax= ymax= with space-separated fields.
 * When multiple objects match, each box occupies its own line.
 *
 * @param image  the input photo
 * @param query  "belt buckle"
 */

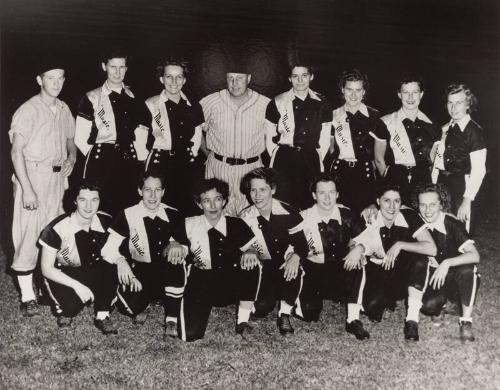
xmin=348 ymin=161 xmax=356 ymax=168
xmin=295 ymin=146 xmax=303 ymax=152
xmin=52 ymin=166 xmax=62 ymax=172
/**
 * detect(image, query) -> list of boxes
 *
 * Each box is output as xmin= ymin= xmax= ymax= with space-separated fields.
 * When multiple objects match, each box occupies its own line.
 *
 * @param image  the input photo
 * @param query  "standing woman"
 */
xmin=432 ymin=84 xmax=487 ymax=232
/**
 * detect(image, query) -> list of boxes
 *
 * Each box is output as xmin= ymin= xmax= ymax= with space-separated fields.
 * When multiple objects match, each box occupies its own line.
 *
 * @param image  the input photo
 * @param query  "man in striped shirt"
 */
xmin=200 ymin=63 xmax=270 ymax=216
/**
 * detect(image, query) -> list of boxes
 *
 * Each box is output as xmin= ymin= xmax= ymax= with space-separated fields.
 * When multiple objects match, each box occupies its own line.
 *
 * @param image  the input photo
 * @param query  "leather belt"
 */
xmin=214 ymin=153 xmax=259 ymax=165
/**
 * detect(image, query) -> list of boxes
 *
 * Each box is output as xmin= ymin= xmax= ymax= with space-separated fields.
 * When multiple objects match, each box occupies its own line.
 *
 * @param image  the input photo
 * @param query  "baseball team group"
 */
xmin=8 ymin=48 xmax=486 ymax=343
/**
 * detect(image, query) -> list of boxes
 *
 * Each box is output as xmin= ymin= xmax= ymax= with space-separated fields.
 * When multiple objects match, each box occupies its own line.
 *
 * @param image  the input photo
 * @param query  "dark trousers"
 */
xmin=438 ymin=172 xmax=476 ymax=233
xmin=272 ymin=146 xmax=321 ymax=211
xmin=145 ymin=149 xmax=205 ymax=216
xmin=252 ymin=261 xmax=303 ymax=318
xmin=115 ymin=260 xmax=186 ymax=319
xmin=410 ymin=256 xmax=480 ymax=316
xmin=179 ymin=265 xmax=260 ymax=342
xmin=362 ymin=253 xmax=424 ymax=321
xmin=327 ymin=159 xmax=376 ymax=216
xmin=45 ymin=261 xmax=118 ymax=318
xmin=385 ymin=164 xmax=432 ymax=206
xmin=81 ymin=143 xmax=142 ymax=216
xmin=297 ymin=259 xmax=364 ymax=322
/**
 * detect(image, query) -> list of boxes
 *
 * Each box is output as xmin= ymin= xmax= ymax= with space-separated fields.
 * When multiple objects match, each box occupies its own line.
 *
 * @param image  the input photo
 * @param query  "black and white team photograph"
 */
xmin=0 ymin=0 xmax=499 ymax=388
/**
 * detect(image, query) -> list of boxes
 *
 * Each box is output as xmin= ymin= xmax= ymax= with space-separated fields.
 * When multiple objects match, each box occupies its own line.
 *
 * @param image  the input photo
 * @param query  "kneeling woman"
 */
xmin=346 ymin=182 xmax=436 ymax=341
xmin=39 ymin=182 xmax=118 ymax=334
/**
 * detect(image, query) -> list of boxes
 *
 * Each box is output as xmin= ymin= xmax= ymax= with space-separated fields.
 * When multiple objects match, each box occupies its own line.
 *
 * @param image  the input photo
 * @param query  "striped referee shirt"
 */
xmin=200 ymin=89 xmax=270 ymax=159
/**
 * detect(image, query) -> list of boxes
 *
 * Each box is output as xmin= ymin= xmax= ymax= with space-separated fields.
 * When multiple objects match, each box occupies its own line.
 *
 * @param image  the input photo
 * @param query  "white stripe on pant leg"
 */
xmin=116 ymin=289 xmax=134 ymax=315
xmin=144 ymin=150 xmax=154 ymax=172
xmin=179 ymin=264 xmax=192 ymax=342
xmin=293 ymin=266 xmax=305 ymax=318
xmin=467 ymin=265 xmax=479 ymax=308
xmin=422 ymin=261 xmax=431 ymax=294
xmin=82 ymin=145 xmax=95 ymax=179
xmin=44 ymin=278 xmax=63 ymax=315
xmin=356 ymin=266 xmax=367 ymax=306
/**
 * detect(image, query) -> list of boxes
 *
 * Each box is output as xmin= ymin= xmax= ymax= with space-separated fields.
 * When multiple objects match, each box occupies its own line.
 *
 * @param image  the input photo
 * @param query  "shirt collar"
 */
xmin=243 ymin=199 xmax=290 ymax=219
xmin=159 ymin=89 xmax=191 ymax=106
xmin=372 ymin=210 xmax=409 ymax=229
xmin=313 ymin=204 xmax=342 ymax=225
xmin=69 ymin=212 xmax=105 ymax=233
xmin=137 ymin=201 xmax=169 ymax=222
xmin=289 ymin=88 xmax=322 ymax=102
xmin=103 ymin=81 xmax=124 ymax=96
xmin=203 ymin=215 xmax=227 ymax=236
xmin=397 ymin=108 xmax=432 ymax=124
xmin=454 ymin=114 xmax=471 ymax=131
xmin=424 ymin=211 xmax=446 ymax=234
xmin=343 ymin=102 xmax=369 ymax=118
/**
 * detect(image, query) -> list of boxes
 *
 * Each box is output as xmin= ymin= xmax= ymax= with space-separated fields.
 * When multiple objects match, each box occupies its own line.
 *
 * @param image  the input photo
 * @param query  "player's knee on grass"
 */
xmin=299 ymin=300 xmax=322 ymax=322
xmin=253 ymin=298 xmax=276 ymax=318
xmin=421 ymin=294 xmax=447 ymax=316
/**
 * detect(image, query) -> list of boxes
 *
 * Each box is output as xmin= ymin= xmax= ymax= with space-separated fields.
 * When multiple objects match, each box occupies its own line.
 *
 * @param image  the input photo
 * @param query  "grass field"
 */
xmin=1 ymin=218 xmax=499 ymax=390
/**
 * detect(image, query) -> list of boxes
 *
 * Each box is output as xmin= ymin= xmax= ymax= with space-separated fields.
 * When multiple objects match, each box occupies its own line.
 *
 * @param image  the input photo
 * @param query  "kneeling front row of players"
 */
xmin=39 ymin=169 xmax=480 ymax=343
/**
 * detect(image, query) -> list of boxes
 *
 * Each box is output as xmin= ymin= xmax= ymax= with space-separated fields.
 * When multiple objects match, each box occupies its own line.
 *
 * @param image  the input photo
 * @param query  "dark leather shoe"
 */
xmin=346 ymin=320 xmax=370 ymax=340
xmin=163 ymin=321 xmax=178 ymax=340
xmin=235 ymin=322 xmax=253 ymax=336
xmin=404 ymin=320 xmax=419 ymax=341
xmin=459 ymin=321 xmax=475 ymax=342
xmin=94 ymin=317 xmax=118 ymax=335
xmin=277 ymin=314 xmax=294 ymax=335
xmin=20 ymin=300 xmax=40 ymax=317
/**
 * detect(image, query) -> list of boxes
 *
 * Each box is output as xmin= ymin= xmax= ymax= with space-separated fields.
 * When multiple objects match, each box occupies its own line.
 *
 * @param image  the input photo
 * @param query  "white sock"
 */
xmin=165 ymin=316 xmax=177 ymax=324
xmin=237 ymin=306 xmax=251 ymax=324
xmin=18 ymin=274 xmax=36 ymax=302
xmin=96 ymin=311 xmax=110 ymax=320
xmin=406 ymin=287 xmax=423 ymax=322
xmin=347 ymin=303 xmax=361 ymax=323
xmin=459 ymin=317 xmax=472 ymax=323
xmin=278 ymin=301 xmax=293 ymax=316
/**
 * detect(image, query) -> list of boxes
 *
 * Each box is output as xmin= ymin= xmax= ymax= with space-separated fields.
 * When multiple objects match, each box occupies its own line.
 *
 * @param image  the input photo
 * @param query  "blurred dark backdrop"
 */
xmin=1 ymin=0 xmax=499 ymax=258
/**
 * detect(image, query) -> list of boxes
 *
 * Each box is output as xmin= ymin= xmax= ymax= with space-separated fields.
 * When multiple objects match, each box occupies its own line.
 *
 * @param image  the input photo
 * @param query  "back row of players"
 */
xmin=9 ymin=50 xmax=485 ymax=343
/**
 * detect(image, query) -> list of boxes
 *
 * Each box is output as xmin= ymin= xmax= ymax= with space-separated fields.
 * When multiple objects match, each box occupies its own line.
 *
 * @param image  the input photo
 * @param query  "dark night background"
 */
xmin=1 ymin=0 xmax=499 ymax=258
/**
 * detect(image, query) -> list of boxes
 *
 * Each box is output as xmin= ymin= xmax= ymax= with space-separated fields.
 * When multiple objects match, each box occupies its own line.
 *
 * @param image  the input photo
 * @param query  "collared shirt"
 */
xmin=353 ymin=208 xmax=425 ymax=262
xmin=239 ymin=199 xmax=308 ymax=262
xmin=139 ymin=90 xmax=204 ymax=154
xmin=378 ymin=109 xmax=439 ymax=167
xmin=301 ymin=204 xmax=363 ymax=264
xmin=39 ymin=211 xmax=111 ymax=267
xmin=434 ymin=114 xmax=486 ymax=200
xmin=101 ymin=201 xmax=182 ymax=264
xmin=75 ymin=82 xmax=140 ymax=155
xmin=266 ymin=89 xmax=332 ymax=153
xmin=331 ymin=103 xmax=387 ymax=161
xmin=9 ymin=94 xmax=75 ymax=166
xmin=423 ymin=211 xmax=475 ymax=266
xmin=200 ymin=89 xmax=270 ymax=158
xmin=181 ymin=215 xmax=256 ymax=270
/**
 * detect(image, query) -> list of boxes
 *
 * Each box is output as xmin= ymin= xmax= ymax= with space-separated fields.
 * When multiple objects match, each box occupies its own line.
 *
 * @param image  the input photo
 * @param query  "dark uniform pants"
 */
xmin=252 ymin=260 xmax=304 ymax=318
xmin=272 ymin=146 xmax=321 ymax=211
xmin=82 ymin=143 xmax=142 ymax=215
xmin=362 ymin=253 xmax=424 ymax=321
xmin=438 ymin=172 xmax=477 ymax=233
xmin=296 ymin=259 xmax=364 ymax=322
xmin=328 ymin=159 xmax=375 ymax=215
xmin=145 ymin=149 xmax=205 ymax=216
xmin=179 ymin=265 xmax=260 ymax=342
xmin=410 ymin=256 xmax=480 ymax=316
xmin=116 ymin=260 xmax=186 ymax=319
xmin=45 ymin=260 xmax=118 ymax=318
